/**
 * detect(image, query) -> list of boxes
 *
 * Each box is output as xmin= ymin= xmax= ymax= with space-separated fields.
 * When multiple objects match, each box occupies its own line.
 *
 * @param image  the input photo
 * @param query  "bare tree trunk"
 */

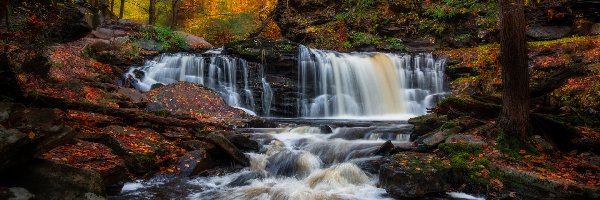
xmin=149 ymin=0 xmax=156 ymax=25
xmin=171 ymin=0 xmax=179 ymax=29
xmin=119 ymin=0 xmax=125 ymax=19
xmin=111 ymin=0 xmax=114 ymax=13
xmin=498 ymin=0 xmax=529 ymax=139
xmin=0 ymin=0 xmax=8 ymax=30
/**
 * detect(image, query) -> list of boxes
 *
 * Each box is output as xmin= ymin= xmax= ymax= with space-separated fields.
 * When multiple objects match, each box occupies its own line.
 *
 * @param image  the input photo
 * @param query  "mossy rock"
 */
xmin=408 ymin=114 xmax=448 ymax=139
xmin=224 ymin=39 xmax=299 ymax=65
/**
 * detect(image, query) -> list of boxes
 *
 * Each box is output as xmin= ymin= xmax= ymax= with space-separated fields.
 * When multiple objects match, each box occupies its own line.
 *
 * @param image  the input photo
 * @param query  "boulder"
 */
xmin=7 ymin=159 xmax=105 ymax=200
xmin=41 ymin=140 xmax=129 ymax=194
xmin=178 ymin=140 xmax=216 ymax=152
xmin=416 ymin=126 xmax=462 ymax=149
xmin=116 ymin=88 xmax=147 ymax=103
xmin=175 ymin=31 xmax=213 ymax=50
xmin=379 ymin=153 xmax=453 ymax=198
xmin=91 ymin=28 xmax=127 ymax=40
xmin=408 ymin=114 xmax=447 ymax=140
xmin=526 ymin=26 xmax=571 ymax=40
xmin=224 ymin=39 xmax=298 ymax=68
xmin=175 ymin=149 xmax=218 ymax=176
xmin=200 ymin=132 xmax=249 ymax=166
xmin=221 ymin=131 xmax=260 ymax=152
xmin=374 ymin=140 xmax=395 ymax=156
xmin=0 ymin=187 xmax=35 ymax=200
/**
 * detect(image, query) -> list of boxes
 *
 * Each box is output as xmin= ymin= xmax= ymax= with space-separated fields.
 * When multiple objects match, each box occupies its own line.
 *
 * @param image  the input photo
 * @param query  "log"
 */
xmin=24 ymin=93 xmax=232 ymax=131
xmin=530 ymin=64 xmax=586 ymax=98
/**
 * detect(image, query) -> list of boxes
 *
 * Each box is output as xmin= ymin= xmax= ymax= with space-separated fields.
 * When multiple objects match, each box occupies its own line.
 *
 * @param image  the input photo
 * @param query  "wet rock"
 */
xmin=375 ymin=140 xmax=395 ymax=156
xmin=224 ymin=39 xmax=298 ymax=68
xmin=0 ymin=187 xmax=34 ymax=200
xmin=42 ymin=140 xmax=129 ymax=194
xmin=179 ymin=140 xmax=216 ymax=152
xmin=227 ymin=172 xmax=265 ymax=187
xmin=416 ymin=126 xmax=462 ymax=149
xmin=319 ymin=125 xmax=333 ymax=134
xmin=379 ymin=153 xmax=452 ymax=198
xmin=526 ymin=26 xmax=571 ymax=40
xmin=408 ymin=114 xmax=447 ymax=140
xmin=7 ymin=159 xmax=105 ymax=200
xmin=329 ymin=127 xmax=377 ymax=140
xmin=175 ymin=31 xmax=213 ymax=50
xmin=176 ymin=149 xmax=218 ymax=176
xmin=444 ymin=134 xmax=487 ymax=147
xmin=150 ymin=83 xmax=165 ymax=90
xmin=221 ymin=131 xmax=260 ymax=152
xmin=201 ymin=132 xmax=249 ymax=166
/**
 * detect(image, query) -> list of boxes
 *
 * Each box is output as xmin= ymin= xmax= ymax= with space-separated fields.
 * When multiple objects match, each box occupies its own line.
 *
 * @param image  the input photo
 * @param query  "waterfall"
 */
xmin=298 ymin=45 xmax=446 ymax=118
xmin=125 ymin=52 xmax=271 ymax=115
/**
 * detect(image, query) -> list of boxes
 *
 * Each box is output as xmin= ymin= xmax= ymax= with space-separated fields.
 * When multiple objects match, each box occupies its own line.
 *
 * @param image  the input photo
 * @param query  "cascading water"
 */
xmin=125 ymin=52 xmax=272 ymax=115
xmin=298 ymin=45 xmax=447 ymax=118
xmin=115 ymin=122 xmax=415 ymax=200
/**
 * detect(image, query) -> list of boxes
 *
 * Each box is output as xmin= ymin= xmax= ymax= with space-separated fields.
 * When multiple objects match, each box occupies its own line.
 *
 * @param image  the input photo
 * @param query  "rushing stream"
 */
xmin=114 ymin=120 xmax=412 ymax=199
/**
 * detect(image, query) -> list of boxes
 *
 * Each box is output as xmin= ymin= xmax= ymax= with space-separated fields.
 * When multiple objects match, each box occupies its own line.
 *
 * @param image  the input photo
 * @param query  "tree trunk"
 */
xmin=0 ymin=0 xmax=8 ymax=30
xmin=119 ymin=0 xmax=124 ymax=19
xmin=498 ymin=0 xmax=529 ymax=139
xmin=111 ymin=0 xmax=114 ymax=13
xmin=148 ymin=0 xmax=156 ymax=25
xmin=171 ymin=0 xmax=179 ymax=28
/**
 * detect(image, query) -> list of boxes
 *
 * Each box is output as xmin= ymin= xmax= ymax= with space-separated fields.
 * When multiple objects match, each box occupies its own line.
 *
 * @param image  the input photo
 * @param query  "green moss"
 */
xmin=441 ymin=121 xmax=459 ymax=130
xmin=496 ymin=131 xmax=538 ymax=159
xmin=440 ymin=143 xmax=483 ymax=169
xmin=136 ymin=26 xmax=188 ymax=51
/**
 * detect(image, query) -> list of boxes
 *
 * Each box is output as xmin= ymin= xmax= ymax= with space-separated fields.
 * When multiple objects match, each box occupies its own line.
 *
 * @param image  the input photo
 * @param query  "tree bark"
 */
xmin=171 ymin=0 xmax=180 ymax=28
xmin=148 ymin=0 xmax=156 ymax=25
xmin=111 ymin=0 xmax=114 ymax=13
xmin=498 ymin=0 xmax=529 ymax=139
xmin=119 ymin=0 xmax=125 ymax=19
xmin=0 ymin=0 xmax=8 ymax=30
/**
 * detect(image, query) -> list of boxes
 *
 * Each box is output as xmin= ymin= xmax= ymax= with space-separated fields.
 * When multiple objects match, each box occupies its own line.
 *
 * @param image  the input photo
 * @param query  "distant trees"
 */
xmin=498 ymin=0 xmax=529 ymax=139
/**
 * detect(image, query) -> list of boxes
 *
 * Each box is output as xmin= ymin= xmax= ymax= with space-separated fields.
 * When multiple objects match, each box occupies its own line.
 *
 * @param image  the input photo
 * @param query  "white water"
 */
xmin=298 ymin=45 xmax=446 ymax=118
xmin=125 ymin=52 xmax=270 ymax=115
xmin=117 ymin=125 xmax=415 ymax=200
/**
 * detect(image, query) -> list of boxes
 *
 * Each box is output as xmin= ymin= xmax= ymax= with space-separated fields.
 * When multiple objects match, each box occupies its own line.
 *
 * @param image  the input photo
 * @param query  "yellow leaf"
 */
xmin=28 ymin=131 xmax=36 ymax=140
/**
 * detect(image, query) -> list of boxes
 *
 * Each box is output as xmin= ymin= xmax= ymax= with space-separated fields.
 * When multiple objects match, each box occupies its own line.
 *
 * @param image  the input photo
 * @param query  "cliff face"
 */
xmin=274 ymin=0 xmax=600 ymax=51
